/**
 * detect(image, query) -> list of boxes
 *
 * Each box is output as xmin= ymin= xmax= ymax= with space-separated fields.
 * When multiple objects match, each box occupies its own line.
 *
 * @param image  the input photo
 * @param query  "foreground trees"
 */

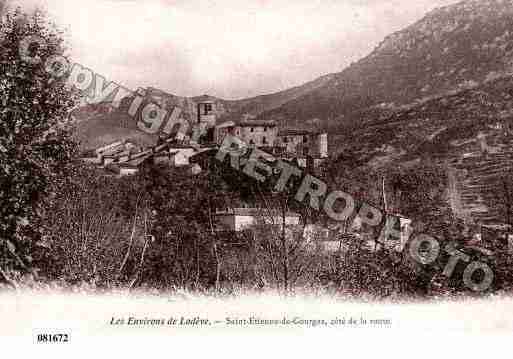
xmin=0 ymin=9 xmax=77 ymax=281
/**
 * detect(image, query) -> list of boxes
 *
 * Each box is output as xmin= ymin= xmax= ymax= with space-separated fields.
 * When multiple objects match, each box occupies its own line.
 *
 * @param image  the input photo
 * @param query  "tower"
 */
xmin=196 ymin=101 xmax=217 ymax=143
xmin=317 ymin=133 xmax=328 ymax=158
xmin=197 ymin=101 xmax=216 ymax=128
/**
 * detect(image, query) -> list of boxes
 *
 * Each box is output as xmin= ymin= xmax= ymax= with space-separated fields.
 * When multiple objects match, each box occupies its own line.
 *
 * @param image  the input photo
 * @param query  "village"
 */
xmin=78 ymin=99 xmax=513 ymax=258
xmin=78 ymin=100 xmax=373 ymax=252
xmin=80 ymin=100 xmax=328 ymax=176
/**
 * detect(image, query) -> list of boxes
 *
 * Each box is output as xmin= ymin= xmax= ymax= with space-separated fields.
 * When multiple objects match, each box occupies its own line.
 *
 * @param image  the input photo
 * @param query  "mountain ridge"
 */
xmin=76 ymin=0 xmax=513 ymax=148
xmin=254 ymin=0 xmax=513 ymax=127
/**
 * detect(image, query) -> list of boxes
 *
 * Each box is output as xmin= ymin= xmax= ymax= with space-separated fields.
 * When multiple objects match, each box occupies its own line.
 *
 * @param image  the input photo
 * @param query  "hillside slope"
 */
xmin=258 ymin=0 xmax=513 ymax=127
xmin=333 ymin=73 xmax=513 ymax=227
xmin=76 ymin=0 xmax=513 ymax=167
xmin=73 ymin=72 xmax=337 ymax=149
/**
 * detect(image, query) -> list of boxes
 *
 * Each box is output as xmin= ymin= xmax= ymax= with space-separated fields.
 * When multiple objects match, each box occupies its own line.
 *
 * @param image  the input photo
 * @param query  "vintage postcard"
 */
xmin=0 ymin=0 xmax=512 ymax=355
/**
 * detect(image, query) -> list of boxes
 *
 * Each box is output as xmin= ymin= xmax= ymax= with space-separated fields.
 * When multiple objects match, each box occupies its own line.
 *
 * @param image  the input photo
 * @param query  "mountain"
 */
xmin=76 ymin=0 xmax=513 ymax=149
xmin=304 ymin=0 xmax=513 ymax=228
xmin=331 ymin=73 xmax=513 ymax=227
xmin=256 ymin=0 xmax=513 ymax=127
xmin=219 ymin=73 xmax=336 ymax=122
xmin=73 ymin=73 xmax=335 ymax=149
xmin=72 ymin=0 xmax=513 ymax=227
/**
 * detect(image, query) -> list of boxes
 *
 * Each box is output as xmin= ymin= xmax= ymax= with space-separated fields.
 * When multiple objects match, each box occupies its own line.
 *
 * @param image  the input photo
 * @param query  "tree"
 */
xmin=0 ymin=9 xmax=77 ymax=283
xmin=135 ymin=163 xmax=221 ymax=291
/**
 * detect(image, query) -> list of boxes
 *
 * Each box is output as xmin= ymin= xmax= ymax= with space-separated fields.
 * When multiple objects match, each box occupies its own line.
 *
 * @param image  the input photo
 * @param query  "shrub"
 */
xmin=42 ymin=164 xmax=150 ymax=287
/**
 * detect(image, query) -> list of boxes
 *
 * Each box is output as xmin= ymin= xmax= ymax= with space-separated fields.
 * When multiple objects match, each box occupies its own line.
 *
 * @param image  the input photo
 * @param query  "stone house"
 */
xmin=168 ymin=147 xmax=197 ymax=167
xmin=215 ymin=120 xmax=278 ymax=147
xmin=215 ymin=208 xmax=300 ymax=232
xmin=275 ymin=129 xmax=328 ymax=159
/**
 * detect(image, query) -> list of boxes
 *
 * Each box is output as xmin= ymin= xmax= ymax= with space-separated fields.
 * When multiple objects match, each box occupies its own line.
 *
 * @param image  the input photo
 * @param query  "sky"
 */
xmin=6 ymin=0 xmax=459 ymax=99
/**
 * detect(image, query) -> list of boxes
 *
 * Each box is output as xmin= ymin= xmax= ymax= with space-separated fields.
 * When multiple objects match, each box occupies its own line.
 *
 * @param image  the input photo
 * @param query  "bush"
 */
xmin=42 ymin=164 xmax=150 ymax=287
xmin=318 ymin=245 xmax=424 ymax=299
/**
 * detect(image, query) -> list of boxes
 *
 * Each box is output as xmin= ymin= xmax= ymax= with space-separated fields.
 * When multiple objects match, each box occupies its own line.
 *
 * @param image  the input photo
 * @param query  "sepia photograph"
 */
xmin=0 ymin=0 xmax=512 ymax=355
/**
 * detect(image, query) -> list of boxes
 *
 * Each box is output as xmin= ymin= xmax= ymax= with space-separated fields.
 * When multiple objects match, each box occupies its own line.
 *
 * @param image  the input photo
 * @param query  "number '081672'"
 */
xmin=36 ymin=334 xmax=69 ymax=343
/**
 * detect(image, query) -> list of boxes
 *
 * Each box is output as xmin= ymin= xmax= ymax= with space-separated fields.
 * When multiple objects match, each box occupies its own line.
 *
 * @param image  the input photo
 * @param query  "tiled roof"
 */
xmin=118 ymin=163 xmax=140 ymax=169
xmin=216 ymin=208 xmax=300 ymax=217
xmin=126 ymin=155 xmax=152 ymax=167
xmin=237 ymin=119 xmax=277 ymax=127
xmin=130 ymin=150 xmax=153 ymax=159
xmin=215 ymin=121 xmax=236 ymax=129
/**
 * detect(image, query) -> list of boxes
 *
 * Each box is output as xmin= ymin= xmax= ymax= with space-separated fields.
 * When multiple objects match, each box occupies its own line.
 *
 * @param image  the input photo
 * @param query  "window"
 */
xmin=303 ymin=136 xmax=308 ymax=143
xmin=264 ymin=127 xmax=267 ymax=132
xmin=250 ymin=127 xmax=254 ymax=132
xmin=249 ymin=139 xmax=255 ymax=145
xmin=284 ymin=137 xmax=289 ymax=143
xmin=203 ymin=103 xmax=213 ymax=114
xmin=262 ymin=137 xmax=267 ymax=145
